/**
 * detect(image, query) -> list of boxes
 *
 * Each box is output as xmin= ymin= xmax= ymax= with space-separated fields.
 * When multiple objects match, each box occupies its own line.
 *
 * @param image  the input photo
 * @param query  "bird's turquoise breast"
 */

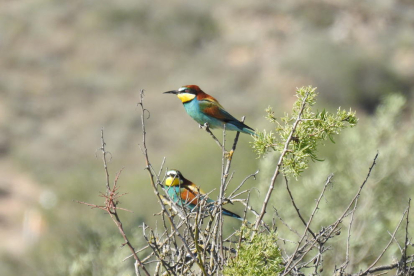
xmin=183 ymin=99 xmax=224 ymax=129
xmin=166 ymin=186 xmax=182 ymax=205
xmin=166 ymin=186 xmax=197 ymax=209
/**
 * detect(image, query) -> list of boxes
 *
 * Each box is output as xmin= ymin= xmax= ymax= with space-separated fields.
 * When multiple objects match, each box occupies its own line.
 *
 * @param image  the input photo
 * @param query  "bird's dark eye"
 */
xmin=178 ymin=87 xmax=192 ymax=94
xmin=178 ymin=87 xmax=187 ymax=93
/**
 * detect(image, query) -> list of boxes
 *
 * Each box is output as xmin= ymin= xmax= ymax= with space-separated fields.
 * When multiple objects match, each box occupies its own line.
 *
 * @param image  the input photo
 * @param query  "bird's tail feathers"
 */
xmin=222 ymin=208 xmax=244 ymax=221
xmin=242 ymin=127 xmax=257 ymax=136
xmin=227 ymin=120 xmax=257 ymax=136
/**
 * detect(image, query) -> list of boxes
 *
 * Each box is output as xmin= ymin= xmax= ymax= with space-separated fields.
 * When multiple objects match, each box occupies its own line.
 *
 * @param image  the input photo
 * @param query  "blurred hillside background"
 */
xmin=1 ymin=0 xmax=414 ymax=275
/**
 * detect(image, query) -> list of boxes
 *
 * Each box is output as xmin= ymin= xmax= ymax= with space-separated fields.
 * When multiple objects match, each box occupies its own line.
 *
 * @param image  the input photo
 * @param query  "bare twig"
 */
xmin=356 ymin=255 xmax=414 ymax=276
xmin=282 ymin=153 xmax=378 ymax=276
xmin=399 ymin=198 xmax=411 ymax=275
xmin=99 ymin=128 xmax=111 ymax=195
xmin=202 ymin=122 xmax=223 ymax=149
xmin=79 ymin=134 xmax=150 ymax=276
xmin=360 ymin=206 xmax=408 ymax=275
xmin=338 ymin=187 xmax=361 ymax=274
xmin=228 ymin=171 xmax=259 ymax=199
xmin=283 ymin=174 xmax=333 ymax=273
xmin=273 ymin=207 xmax=300 ymax=237
xmin=284 ymin=174 xmax=321 ymax=239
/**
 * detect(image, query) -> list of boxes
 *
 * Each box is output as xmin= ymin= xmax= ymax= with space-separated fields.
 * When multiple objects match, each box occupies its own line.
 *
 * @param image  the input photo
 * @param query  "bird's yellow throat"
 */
xmin=177 ymin=93 xmax=195 ymax=103
xmin=165 ymin=176 xmax=180 ymax=186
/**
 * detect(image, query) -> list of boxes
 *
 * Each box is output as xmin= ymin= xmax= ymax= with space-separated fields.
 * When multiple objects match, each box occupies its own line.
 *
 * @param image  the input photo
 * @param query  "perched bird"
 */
xmin=164 ymin=169 xmax=243 ymax=221
xmin=163 ymin=85 xmax=256 ymax=136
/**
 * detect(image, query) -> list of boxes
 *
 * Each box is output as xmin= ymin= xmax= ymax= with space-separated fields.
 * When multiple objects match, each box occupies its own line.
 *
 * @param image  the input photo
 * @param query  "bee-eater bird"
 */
xmin=163 ymin=85 xmax=256 ymax=136
xmin=164 ymin=170 xmax=243 ymax=221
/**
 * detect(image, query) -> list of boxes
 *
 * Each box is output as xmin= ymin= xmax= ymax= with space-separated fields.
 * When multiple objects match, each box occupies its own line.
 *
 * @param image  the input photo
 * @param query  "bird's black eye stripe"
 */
xmin=167 ymin=172 xmax=180 ymax=179
xmin=178 ymin=88 xmax=196 ymax=94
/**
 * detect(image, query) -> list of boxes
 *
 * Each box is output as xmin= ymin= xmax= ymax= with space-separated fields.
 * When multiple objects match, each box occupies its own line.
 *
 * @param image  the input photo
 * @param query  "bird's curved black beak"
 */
xmin=163 ymin=90 xmax=178 ymax=95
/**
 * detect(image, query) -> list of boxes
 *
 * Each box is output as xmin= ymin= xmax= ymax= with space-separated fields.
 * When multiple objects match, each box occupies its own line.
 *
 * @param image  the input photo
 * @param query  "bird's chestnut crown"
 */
xmin=176 ymin=86 xmax=196 ymax=103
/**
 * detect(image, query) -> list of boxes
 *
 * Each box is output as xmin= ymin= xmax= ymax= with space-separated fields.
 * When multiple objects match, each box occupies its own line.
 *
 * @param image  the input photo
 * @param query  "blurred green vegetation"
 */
xmin=0 ymin=0 xmax=413 ymax=275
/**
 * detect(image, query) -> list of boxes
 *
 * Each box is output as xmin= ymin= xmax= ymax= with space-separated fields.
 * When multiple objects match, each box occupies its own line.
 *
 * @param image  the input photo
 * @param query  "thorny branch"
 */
xmin=100 ymin=128 xmax=111 ymax=196
xmin=78 ymin=130 xmax=150 ymax=276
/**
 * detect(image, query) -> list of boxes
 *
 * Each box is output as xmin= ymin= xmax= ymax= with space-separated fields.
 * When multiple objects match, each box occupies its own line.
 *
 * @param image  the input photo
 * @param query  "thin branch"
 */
xmin=282 ymin=153 xmax=378 ymax=276
xmin=399 ymin=198 xmax=411 ymax=275
xmin=360 ymin=207 xmax=408 ymax=275
xmin=356 ymin=254 xmax=414 ymax=276
xmin=283 ymin=174 xmax=333 ymax=273
xmin=273 ymin=207 xmax=300 ymax=237
xmin=255 ymin=91 xmax=310 ymax=230
xmin=100 ymin=128 xmax=111 ymax=195
xmin=284 ymin=174 xmax=321 ymax=239
xmin=202 ymin=122 xmax=223 ymax=149
xmin=228 ymin=170 xmax=259 ymax=198
xmin=338 ymin=188 xmax=361 ymax=274
xmin=79 ymin=146 xmax=150 ymax=276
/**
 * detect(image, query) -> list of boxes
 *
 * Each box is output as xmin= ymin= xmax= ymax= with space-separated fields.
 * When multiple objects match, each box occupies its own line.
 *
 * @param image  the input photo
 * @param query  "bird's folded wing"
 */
xmin=180 ymin=187 xmax=200 ymax=205
xmin=198 ymin=98 xmax=239 ymax=123
xmin=181 ymin=184 xmax=214 ymax=205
